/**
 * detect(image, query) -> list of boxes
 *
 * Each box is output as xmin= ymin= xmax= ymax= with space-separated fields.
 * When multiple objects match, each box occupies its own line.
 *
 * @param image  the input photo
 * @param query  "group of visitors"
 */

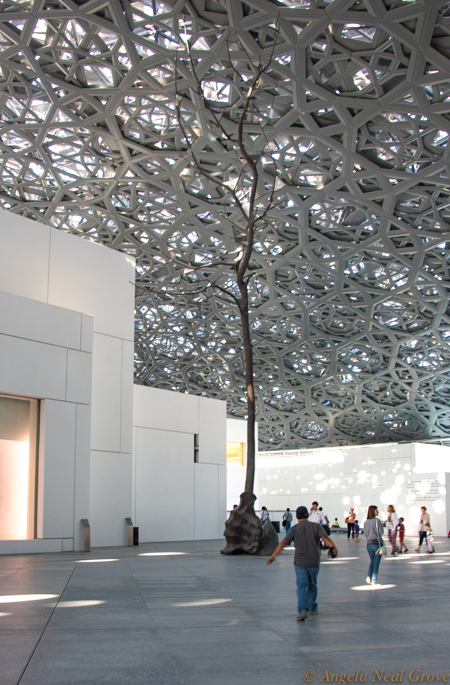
xmin=265 ymin=501 xmax=436 ymax=622
xmin=363 ymin=504 xmax=434 ymax=584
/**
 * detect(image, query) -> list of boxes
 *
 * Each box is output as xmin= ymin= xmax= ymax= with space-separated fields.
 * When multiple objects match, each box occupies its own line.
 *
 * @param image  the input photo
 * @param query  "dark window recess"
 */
xmin=194 ymin=434 xmax=199 ymax=462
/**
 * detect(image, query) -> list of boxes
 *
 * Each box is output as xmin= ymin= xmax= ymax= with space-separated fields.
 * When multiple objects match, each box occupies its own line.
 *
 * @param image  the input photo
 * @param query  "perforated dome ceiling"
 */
xmin=1 ymin=0 xmax=450 ymax=449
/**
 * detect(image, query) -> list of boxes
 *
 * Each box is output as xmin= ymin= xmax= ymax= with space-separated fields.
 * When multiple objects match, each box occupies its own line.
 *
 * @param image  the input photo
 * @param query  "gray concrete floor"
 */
xmin=1 ymin=534 xmax=450 ymax=685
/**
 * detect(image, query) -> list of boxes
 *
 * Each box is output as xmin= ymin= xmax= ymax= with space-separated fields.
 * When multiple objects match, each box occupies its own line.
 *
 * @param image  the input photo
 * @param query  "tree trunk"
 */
xmin=238 ymin=297 xmax=255 ymax=494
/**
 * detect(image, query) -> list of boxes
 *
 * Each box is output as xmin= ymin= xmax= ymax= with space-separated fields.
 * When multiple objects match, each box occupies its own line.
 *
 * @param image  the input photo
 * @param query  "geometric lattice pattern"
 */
xmin=2 ymin=0 xmax=450 ymax=449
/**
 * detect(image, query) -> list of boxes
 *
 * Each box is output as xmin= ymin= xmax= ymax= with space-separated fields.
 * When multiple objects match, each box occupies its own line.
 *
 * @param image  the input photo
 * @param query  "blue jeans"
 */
xmin=285 ymin=521 xmax=291 ymax=533
xmin=367 ymin=543 xmax=382 ymax=583
xmin=295 ymin=566 xmax=319 ymax=613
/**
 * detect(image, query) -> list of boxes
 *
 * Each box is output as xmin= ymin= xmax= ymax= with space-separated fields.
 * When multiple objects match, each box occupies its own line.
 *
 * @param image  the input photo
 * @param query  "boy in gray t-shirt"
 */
xmin=267 ymin=506 xmax=338 ymax=622
xmin=284 ymin=519 xmax=326 ymax=567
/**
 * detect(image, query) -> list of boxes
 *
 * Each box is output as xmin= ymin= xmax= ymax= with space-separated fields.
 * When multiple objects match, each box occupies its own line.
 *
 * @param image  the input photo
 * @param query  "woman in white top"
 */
xmin=384 ymin=504 xmax=399 ymax=555
xmin=364 ymin=505 xmax=384 ymax=585
xmin=415 ymin=506 xmax=430 ymax=552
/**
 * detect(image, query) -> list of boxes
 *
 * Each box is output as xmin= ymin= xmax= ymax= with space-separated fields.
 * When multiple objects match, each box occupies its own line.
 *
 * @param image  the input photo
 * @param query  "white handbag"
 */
xmin=375 ymin=522 xmax=387 ymax=556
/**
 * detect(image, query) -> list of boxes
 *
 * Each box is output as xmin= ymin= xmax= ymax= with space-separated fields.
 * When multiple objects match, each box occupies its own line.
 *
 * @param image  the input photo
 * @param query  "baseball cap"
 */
xmin=296 ymin=506 xmax=308 ymax=518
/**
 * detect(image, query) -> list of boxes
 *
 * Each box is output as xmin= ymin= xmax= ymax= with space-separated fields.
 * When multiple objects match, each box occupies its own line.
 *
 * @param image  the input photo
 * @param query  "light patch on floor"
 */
xmin=57 ymin=600 xmax=106 ymax=607
xmin=76 ymin=558 xmax=119 ymax=563
xmin=0 ymin=594 xmax=59 ymax=603
xmin=139 ymin=552 xmax=187 ymax=556
xmin=351 ymin=584 xmax=396 ymax=591
xmin=173 ymin=598 xmax=232 ymax=607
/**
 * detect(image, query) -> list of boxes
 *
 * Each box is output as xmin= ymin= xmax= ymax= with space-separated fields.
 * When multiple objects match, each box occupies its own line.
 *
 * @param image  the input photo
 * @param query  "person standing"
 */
xmin=309 ymin=501 xmax=322 ymax=524
xmin=282 ymin=508 xmax=293 ymax=533
xmin=260 ymin=506 xmax=269 ymax=524
xmin=364 ymin=505 xmax=384 ymax=586
xmin=346 ymin=507 xmax=356 ymax=539
xmin=319 ymin=507 xmax=330 ymax=535
xmin=384 ymin=504 xmax=399 ymax=555
xmin=415 ymin=506 xmax=430 ymax=552
xmin=266 ymin=505 xmax=338 ymax=621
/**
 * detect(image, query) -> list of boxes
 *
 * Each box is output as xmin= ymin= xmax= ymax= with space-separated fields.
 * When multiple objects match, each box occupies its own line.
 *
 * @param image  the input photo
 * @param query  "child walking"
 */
xmin=397 ymin=517 xmax=408 ymax=553
xmin=425 ymin=523 xmax=435 ymax=553
xmin=354 ymin=520 xmax=360 ymax=542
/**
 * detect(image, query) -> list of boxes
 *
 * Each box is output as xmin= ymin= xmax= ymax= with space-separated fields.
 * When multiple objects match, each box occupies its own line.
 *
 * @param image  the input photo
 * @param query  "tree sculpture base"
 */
xmin=256 ymin=518 xmax=280 ymax=556
xmin=220 ymin=492 xmax=279 ymax=556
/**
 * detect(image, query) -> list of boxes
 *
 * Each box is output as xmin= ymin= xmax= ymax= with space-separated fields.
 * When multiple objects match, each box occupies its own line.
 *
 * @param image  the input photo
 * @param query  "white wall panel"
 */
xmin=133 ymin=388 xmax=227 ymax=541
xmin=81 ymin=314 xmax=94 ymax=353
xmin=0 ymin=209 xmax=50 ymax=302
xmin=135 ymin=427 xmax=194 ymax=542
xmin=133 ymin=385 xmax=198 ymax=434
xmin=90 ymin=451 xmax=132 ymax=547
xmin=369 ymin=443 xmax=412 ymax=462
xmin=74 ymin=403 xmax=91 ymax=551
xmin=39 ymin=400 xmax=76 ymax=539
xmin=342 ymin=446 xmax=371 ymax=473
xmin=66 ymin=350 xmax=92 ymax=405
xmin=414 ymin=443 xmax=450 ymax=473
xmin=226 ymin=418 xmax=248 ymax=443
xmin=0 ymin=539 xmax=63 ymax=555
xmin=0 ymin=211 xmax=134 ymax=553
xmin=198 ymin=397 xmax=226 ymax=465
xmin=131 ymin=426 xmax=137 ymax=522
xmin=120 ymin=340 xmax=134 ymax=454
xmin=226 ymin=464 xmax=246 ymax=510
xmin=90 ymin=333 xmax=122 ymax=452
xmin=0 ymin=291 xmax=81 ymax=350
xmin=218 ymin=464 xmax=227 ymax=537
xmin=0 ymin=333 xmax=67 ymax=400
xmin=48 ymin=229 xmax=135 ymax=340
xmin=0 ymin=296 xmax=91 ymax=548
xmin=194 ymin=463 xmax=219 ymax=539
xmin=62 ymin=538 xmax=74 ymax=552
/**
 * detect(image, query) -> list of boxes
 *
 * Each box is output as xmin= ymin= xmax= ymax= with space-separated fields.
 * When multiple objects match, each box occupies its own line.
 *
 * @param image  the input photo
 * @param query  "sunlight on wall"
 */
xmin=0 ymin=439 xmax=29 ymax=539
xmin=256 ymin=442 xmax=450 ymax=535
xmin=0 ymin=394 xmax=38 ymax=541
xmin=226 ymin=442 xmax=244 ymax=465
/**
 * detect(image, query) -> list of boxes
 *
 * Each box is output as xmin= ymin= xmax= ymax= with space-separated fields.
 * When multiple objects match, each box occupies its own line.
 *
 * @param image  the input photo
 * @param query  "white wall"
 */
xmin=257 ymin=442 xmax=450 ymax=537
xmin=0 ymin=209 xmax=135 ymax=549
xmin=0 ymin=291 xmax=92 ymax=553
xmin=226 ymin=418 xmax=259 ymax=511
xmin=133 ymin=386 xmax=226 ymax=542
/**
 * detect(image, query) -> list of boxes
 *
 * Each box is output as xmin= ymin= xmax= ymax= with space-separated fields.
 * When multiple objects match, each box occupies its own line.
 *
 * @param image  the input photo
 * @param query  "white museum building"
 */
xmin=1 ymin=210 xmax=450 ymax=554
xmin=0 ymin=210 xmax=226 ymax=555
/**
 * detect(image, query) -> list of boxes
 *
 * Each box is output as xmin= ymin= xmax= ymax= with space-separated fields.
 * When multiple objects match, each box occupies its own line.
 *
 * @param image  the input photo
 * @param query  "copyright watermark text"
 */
xmin=302 ymin=671 xmax=450 ymax=683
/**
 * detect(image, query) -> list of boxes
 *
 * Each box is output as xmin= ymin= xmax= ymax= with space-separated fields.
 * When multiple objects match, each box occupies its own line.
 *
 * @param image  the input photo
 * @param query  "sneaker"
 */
xmin=414 ymin=548 xmax=420 ymax=553
xmin=365 ymin=576 xmax=371 ymax=585
xmin=308 ymin=608 xmax=318 ymax=615
xmin=371 ymin=582 xmax=382 ymax=586
xmin=297 ymin=610 xmax=308 ymax=621
xmin=404 ymin=549 xmax=409 ymax=553
xmin=427 ymin=550 xmax=435 ymax=554
xmin=398 ymin=551 xmax=403 ymax=554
